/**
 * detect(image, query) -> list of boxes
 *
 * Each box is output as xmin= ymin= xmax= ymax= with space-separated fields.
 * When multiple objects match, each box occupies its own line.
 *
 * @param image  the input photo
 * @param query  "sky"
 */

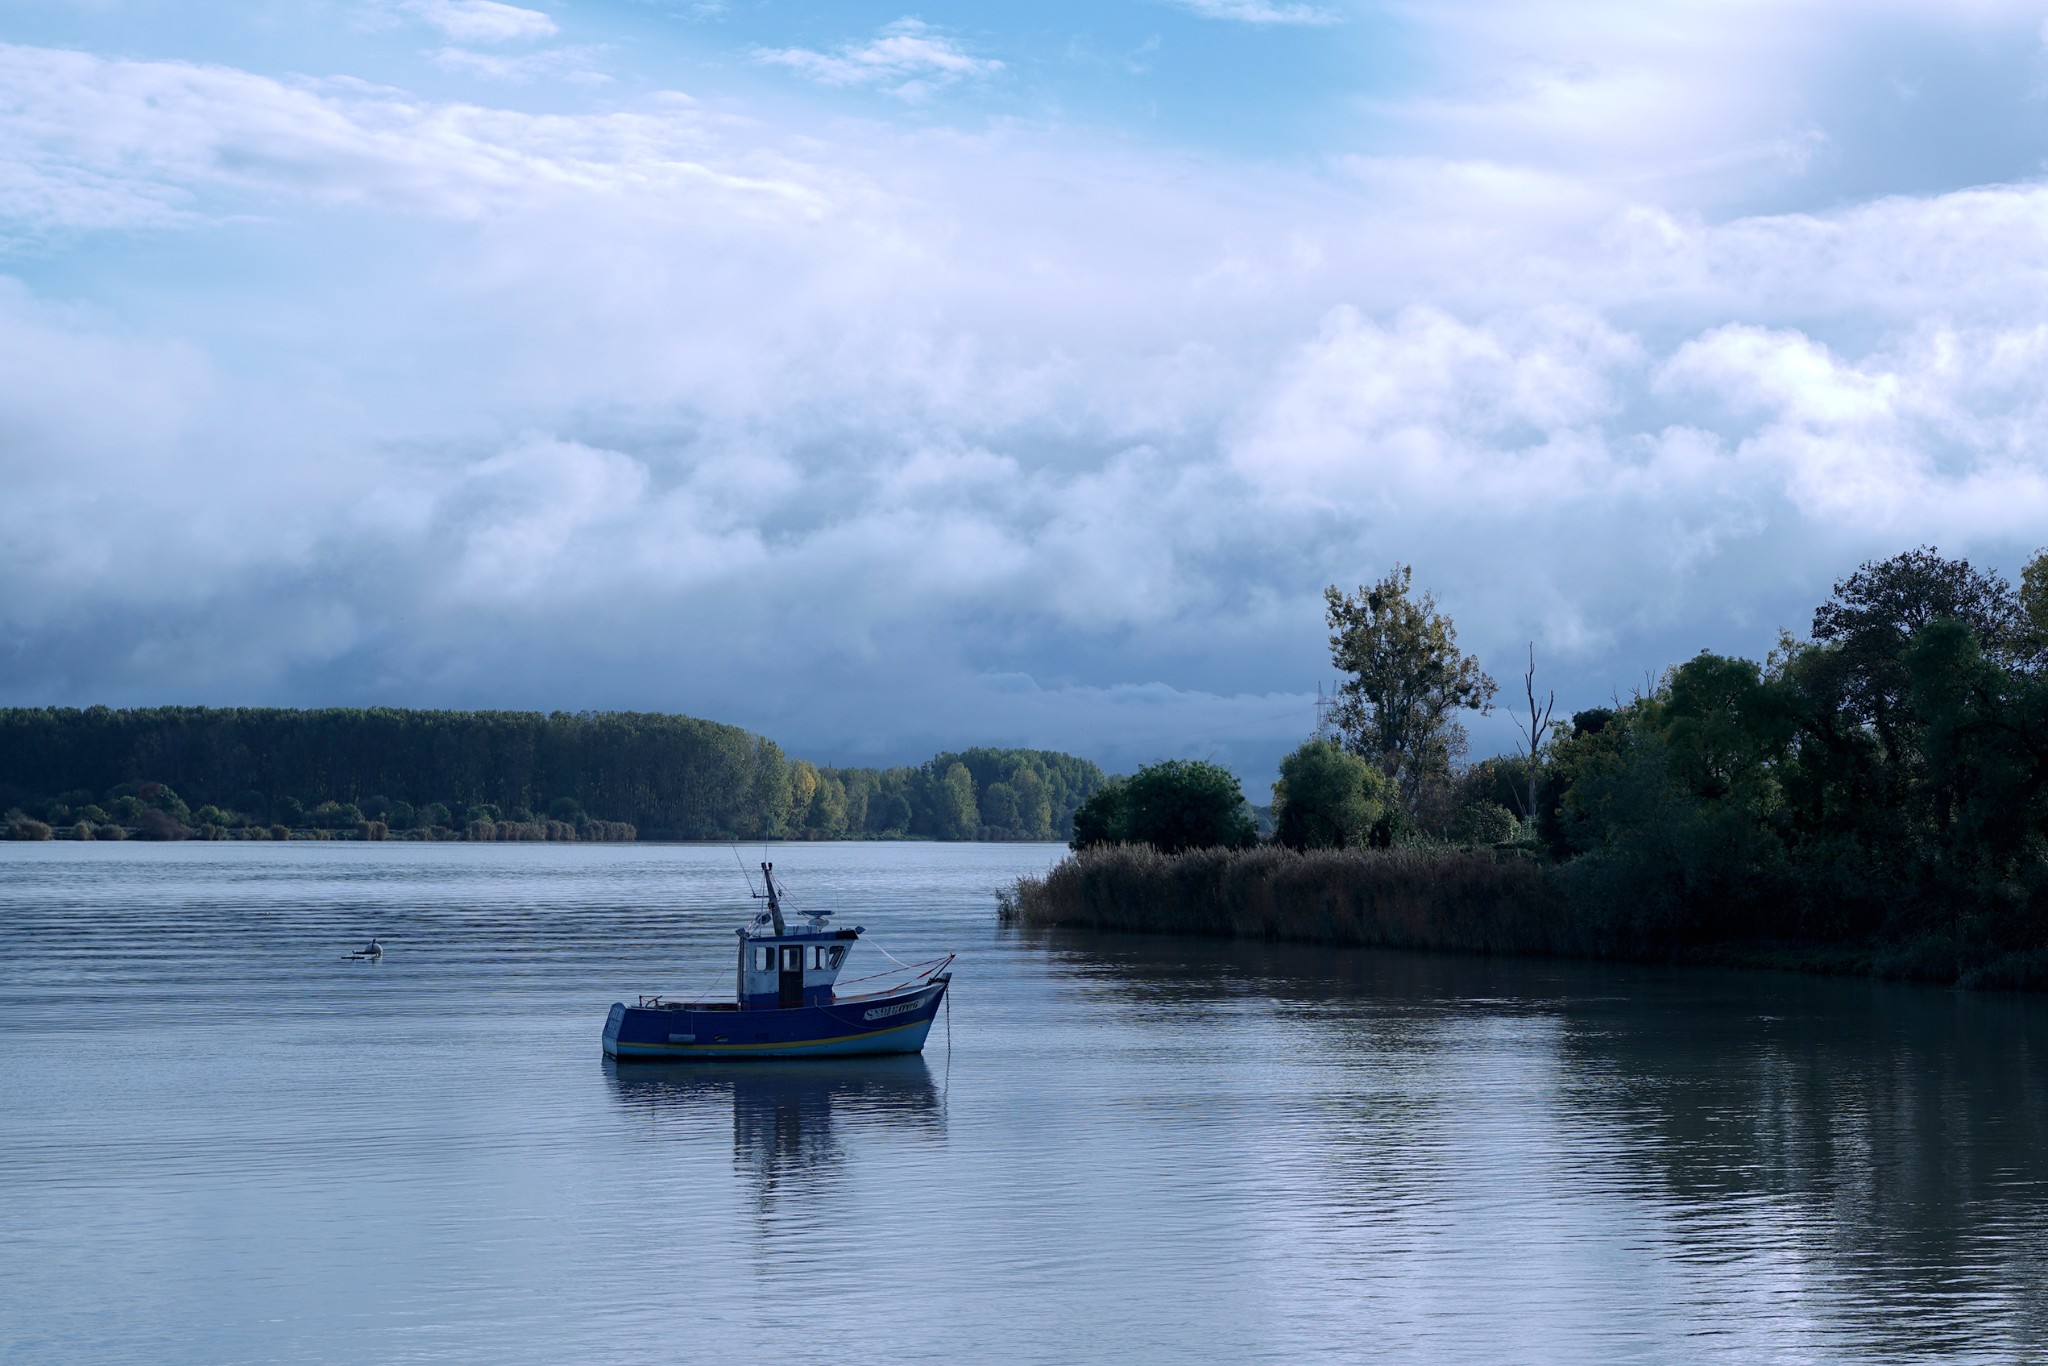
xmin=5 ymin=0 xmax=2048 ymax=789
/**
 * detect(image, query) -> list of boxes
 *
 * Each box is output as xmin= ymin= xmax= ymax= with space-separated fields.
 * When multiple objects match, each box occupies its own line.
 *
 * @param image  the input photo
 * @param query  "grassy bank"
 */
xmin=1001 ymin=845 xmax=2048 ymax=990
xmin=1001 ymin=843 xmax=1572 ymax=957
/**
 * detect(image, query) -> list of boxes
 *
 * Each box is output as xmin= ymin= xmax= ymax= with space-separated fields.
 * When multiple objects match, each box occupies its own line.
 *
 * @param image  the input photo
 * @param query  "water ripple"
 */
xmin=4 ymin=842 xmax=2047 ymax=1363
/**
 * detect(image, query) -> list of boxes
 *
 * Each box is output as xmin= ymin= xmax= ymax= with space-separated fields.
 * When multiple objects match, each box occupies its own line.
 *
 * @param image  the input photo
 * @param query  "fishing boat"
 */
xmin=603 ymin=862 xmax=953 ymax=1061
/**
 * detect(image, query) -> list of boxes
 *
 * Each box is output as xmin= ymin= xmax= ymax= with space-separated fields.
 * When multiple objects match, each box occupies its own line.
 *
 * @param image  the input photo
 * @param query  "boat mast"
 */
xmin=760 ymin=861 xmax=785 ymax=936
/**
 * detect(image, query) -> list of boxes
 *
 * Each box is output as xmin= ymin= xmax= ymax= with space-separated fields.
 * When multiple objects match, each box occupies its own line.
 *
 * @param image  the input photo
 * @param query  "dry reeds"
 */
xmin=1002 ymin=843 xmax=1575 ymax=957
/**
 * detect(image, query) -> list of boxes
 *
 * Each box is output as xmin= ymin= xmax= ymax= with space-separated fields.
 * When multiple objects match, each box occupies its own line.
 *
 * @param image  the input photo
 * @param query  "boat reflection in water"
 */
xmin=604 ymin=1056 xmax=945 ymax=1214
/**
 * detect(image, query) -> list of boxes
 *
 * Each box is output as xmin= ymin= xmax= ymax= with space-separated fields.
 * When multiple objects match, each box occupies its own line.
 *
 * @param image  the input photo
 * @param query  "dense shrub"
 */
xmin=6 ymin=810 xmax=54 ymax=840
xmin=133 ymin=809 xmax=188 ymax=841
xmin=1071 ymin=760 xmax=1257 ymax=854
xmin=1005 ymin=844 xmax=1568 ymax=956
xmin=1272 ymin=740 xmax=1389 ymax=850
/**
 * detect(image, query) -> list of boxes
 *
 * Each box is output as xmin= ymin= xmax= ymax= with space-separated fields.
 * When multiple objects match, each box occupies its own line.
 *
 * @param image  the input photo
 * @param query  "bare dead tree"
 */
xmin=1510 ymin=643 xmax=1557 ymax=821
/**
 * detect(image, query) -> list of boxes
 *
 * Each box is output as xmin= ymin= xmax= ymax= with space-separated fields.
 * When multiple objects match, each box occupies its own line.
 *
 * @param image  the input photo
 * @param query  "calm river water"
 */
xmin=2 ymin=841 xmax=2046 ymax=1363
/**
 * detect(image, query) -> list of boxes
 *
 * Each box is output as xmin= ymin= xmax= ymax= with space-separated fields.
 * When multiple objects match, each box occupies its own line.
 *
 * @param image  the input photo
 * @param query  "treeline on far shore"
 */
xmin=1009 ymin=546 xmax=2048 ymax=992
xmin=0 ymin=707 xmax=1106 ymax=844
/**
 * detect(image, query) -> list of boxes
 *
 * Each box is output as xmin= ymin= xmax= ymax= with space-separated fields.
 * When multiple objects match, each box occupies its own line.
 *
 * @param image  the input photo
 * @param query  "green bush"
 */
xmin=1272 ymin=740 xmax=1388 ymax=850
xmin=1072 ymin=761 xmax=1257 ymax=855
xmin=309 ymin=801 xmax=362 ymax=829
xmin=133 ymin=809 xmax=187 ymax=841
xmin=1455 ymin=801 xmax=1520 ymax=847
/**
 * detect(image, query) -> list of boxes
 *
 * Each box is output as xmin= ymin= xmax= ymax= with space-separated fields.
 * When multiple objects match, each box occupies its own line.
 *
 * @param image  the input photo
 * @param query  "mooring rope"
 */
xmin=835 ymin=952 xmax=952 ymax=989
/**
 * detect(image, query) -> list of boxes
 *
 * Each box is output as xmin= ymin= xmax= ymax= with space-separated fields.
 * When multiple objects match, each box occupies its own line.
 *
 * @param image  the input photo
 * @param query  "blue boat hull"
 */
xmin=604 ymin=977 xmax=949 ymax=1060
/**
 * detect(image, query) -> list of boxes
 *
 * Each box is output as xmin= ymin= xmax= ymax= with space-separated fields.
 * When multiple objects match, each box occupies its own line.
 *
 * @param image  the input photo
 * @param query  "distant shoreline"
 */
xmin=1 ymin=705 xmax=1107 ymax=844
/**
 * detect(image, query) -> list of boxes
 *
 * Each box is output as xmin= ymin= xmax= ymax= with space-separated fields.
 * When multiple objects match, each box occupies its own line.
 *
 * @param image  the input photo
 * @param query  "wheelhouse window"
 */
xmin=753 ymin=946 xmax=772 ymax=971
xmin=781 ymin=946 xmax=802 ymax=971
xmin=826 ymin=946 xmax=847 ymax=969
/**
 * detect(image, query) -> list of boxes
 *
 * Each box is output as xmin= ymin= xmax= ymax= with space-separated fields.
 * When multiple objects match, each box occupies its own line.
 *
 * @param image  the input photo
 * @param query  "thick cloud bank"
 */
xmin=3 ymin=5 xmax=2047 ymax=782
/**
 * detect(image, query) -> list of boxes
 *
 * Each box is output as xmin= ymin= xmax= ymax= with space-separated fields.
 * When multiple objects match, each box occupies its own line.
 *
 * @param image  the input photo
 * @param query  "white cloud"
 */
xmin=408 ymin=0 xmax=557 ymax=44
xmin=1231 ymin=305 xmax=1639 ymax=513
xmin=430 ymin=45 xmax=608 ymax=84
xmin=4 ymin=30 xmax=2048 ymax=775
xmin=1656 ymin=322 xmax=2048 ymax=534
xmin=756 ymin=19 xmax=1003 ymax=99
xmin=1163 ymin=0 xmax=1340 ymax=24
xmin=1372 ymin=0 xmax=2048 ymax=210
xmin=0 ymin=43 xmax=828 ymax=231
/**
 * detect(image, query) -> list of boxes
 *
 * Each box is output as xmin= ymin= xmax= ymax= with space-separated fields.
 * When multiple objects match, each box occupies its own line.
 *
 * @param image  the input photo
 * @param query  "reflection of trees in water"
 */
xmin=1551 ymin=976 xmax=2048 ymax=1355
xmin=1024 ymin=926 xmax=2048 ymax=1353
xmin=1021 ymin=922 xmax=1595 ymax=1005
xmin=605 ymin=1058 xmax=945 ymax=1225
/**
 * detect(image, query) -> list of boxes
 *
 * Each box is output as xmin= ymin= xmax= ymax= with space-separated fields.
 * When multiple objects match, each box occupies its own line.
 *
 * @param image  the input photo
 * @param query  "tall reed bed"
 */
xmin=1001 ymin=844 xmax=1574 ymax=957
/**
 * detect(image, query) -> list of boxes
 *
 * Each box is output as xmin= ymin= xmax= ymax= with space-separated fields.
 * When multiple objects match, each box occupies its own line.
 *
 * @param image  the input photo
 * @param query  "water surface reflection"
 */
xmin=8 ymin=843 xmax=2048 ymax=1363
xmin=1027 ymin=927 xmax=2048 ymax=1359
xmin=606 ymin=1057 xmax=945 ymax=1233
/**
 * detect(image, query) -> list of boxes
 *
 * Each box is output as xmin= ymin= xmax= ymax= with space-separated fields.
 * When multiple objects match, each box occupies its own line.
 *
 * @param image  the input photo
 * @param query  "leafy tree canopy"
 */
xmin=0 ymin=707 xmax=1104 ymax=844
xmin=1272 ymin=739 xmax=1389 ymax=851
xmin=1325 ymin=565 xmax=1497 ymax=809
xmin=1072 ymin=759 xmax=1256 ymax=854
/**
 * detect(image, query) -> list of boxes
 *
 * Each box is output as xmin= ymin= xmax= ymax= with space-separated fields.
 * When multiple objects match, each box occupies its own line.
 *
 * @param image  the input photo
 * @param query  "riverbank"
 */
xmin=1001 ymin=845 xmax=2048 ymax=991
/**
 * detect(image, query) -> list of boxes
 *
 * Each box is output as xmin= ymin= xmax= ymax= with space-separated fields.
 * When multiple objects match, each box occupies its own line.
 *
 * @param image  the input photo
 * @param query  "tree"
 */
xmin=788 ymin=761 xmax=821 ymax=829
xmin=1272 ymin=739 xmax=1388 ymax=850
xmin=979 ymin=781 xmax=1022 ymax=836
xmin=1070 ymin=779 xmax=1127 ymax=850
xmin=806 ymin=772 xmax=849 ymax=839
xmin=1509 ymin=643 xmax=1558 ymax=821
xmin=934 ymin=763 xmax=979 ymax=840
xmin=871 ymin=791 xmax=912 ymax=836
xmin=1455 ymin=801 xmax=1519 ymax=846
xmin=312 ymin=801 xmax=364 ymax=828
xmin=1324 ymin=565 xmax=1497 ymax=807
xmin=0 ymin=705 xmax=1113 ymax=844
xmin=2022 ymin=548 xmax=2048 ymax=662
xmin=1810 ymin=547 xmax=2024 ymax=775
xmin=1120 ymin=760 xmax=1257 ymax=854
xmin=1012 ymin=767 xmax=1054 ymax=839
xmin=834 ymin=769 xmax=872 ymax=836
